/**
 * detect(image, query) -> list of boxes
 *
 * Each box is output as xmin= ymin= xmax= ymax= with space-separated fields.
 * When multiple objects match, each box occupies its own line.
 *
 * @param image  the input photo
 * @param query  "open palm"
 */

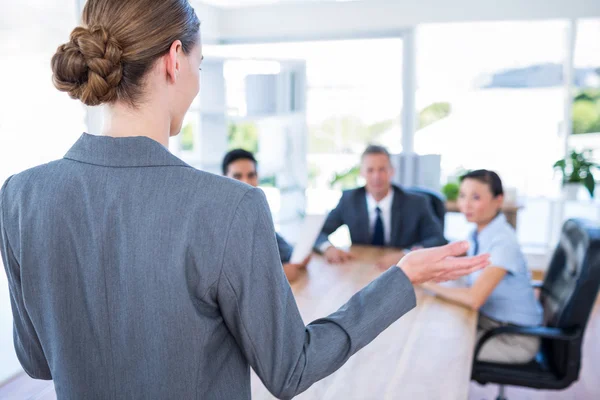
xmin=398 ymin=241 xmax=490 ymax=284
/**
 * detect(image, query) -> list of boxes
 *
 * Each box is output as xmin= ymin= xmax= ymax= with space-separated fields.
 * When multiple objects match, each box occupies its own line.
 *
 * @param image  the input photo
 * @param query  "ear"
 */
xmin=360 ymin=163 xmax=366 ymax=178
xmin=165 ymin=40 xmax=183 ymax=84
xmin=494 ymin=193 xmax=505 ymax=208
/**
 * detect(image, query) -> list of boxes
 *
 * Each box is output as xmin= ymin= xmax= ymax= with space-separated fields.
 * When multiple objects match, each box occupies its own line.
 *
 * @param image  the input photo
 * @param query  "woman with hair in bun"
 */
xmin=0 ymin=0 xmax=489 ymax=398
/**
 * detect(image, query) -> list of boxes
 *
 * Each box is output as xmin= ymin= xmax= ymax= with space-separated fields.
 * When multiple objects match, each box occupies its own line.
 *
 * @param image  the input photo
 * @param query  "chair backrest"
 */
xmin=405 ymin=186 xmax=446 ymax=231
xmin=540 ymin=219 xmax=600 ymax=377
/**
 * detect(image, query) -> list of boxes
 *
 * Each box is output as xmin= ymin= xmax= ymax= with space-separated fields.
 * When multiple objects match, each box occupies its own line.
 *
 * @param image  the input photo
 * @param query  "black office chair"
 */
xmin=471 ymin=218 xmax=600 ymax=400
xmin=406 ymin=186 xmax=446 ymax=232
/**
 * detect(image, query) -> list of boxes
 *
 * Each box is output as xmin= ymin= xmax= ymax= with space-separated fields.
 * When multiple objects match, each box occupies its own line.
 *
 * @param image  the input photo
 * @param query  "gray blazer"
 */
xmin=315 ymin=186 xmax=446 ymax=251
xmin=0 ymin=133 xmax=416 ymax=400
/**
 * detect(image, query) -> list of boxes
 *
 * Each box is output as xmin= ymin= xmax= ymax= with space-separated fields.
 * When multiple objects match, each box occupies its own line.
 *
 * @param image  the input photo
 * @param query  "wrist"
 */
xmin=398 ymin=258 xmax=418 ymax=285
xmin=319 ymin=241 xmax=333 ymax=254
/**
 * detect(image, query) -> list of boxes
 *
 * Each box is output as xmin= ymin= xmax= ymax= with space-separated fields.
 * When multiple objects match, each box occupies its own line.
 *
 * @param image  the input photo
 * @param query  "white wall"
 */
xmin=191 ymin=1 xmax=224 ymax=44
xmin=216 ymin=0 xmax=600 ymax=42
xmin=0 ymin=0 xmax=88 ymax=384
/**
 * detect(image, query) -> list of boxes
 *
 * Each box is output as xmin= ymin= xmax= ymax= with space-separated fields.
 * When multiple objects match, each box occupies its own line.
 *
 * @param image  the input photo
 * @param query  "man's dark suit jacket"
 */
xmin=315 ymin=185 xmax=446 ymax=251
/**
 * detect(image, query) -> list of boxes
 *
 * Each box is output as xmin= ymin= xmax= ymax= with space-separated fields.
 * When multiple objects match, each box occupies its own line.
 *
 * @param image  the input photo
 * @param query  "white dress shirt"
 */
xmin=319 ymin=189 xmax=395 ymax=252
xmin=366 ymin=190 xmax=394 ymax=246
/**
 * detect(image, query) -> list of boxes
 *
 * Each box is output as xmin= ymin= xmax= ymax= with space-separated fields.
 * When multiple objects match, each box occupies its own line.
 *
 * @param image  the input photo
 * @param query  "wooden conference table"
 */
xmin=251 ymin=246 xmax=478 ymax=400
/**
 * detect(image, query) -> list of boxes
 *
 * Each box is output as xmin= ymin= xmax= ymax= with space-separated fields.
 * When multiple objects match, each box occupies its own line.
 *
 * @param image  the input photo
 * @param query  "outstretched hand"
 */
xmin=397 ymin=241 xmax=490 ymax=285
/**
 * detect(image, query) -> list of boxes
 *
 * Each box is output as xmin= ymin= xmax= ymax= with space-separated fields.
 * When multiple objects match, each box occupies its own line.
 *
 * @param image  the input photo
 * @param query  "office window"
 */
xmin=572 ymin=19 xmax=600 ymax=140
xmin=416 ymin=20 xmax=568 ymax=198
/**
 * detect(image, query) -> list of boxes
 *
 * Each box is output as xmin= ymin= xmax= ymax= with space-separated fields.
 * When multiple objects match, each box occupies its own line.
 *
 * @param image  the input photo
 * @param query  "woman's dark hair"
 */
xmin=460 ymin=169 xmax=504 ymax=197
xmin=51 ymin=0 xmax=200 ymax=107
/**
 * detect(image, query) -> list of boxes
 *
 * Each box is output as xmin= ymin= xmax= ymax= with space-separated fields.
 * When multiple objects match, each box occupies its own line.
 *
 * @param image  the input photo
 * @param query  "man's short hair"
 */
xmin=222 ymin=149 xmax=257 ymax=175
xmin=361 ymin=145 xmax=391 ymax=162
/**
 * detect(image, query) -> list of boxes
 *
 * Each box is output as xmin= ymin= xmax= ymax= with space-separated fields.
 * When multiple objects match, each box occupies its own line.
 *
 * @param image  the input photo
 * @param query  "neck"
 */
xmin=369 ymin=186 xmax=391 ymax=202
xmin=476 ymin=212 xmax=500 ymax=233
xmin=102 ymin=99 xmax=172 ymax=147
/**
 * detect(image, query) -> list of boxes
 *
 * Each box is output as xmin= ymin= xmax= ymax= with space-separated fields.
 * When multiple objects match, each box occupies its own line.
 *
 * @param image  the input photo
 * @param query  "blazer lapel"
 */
xmin=390 ymin=186 xmax=404 ymax=248
xmin=355 ymin=187 xmax=371 ymax=244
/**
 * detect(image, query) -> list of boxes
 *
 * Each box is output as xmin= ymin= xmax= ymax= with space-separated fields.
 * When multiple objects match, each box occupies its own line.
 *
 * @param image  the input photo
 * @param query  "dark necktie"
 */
xmin=372 ymin=206 xmax=385 ymax=246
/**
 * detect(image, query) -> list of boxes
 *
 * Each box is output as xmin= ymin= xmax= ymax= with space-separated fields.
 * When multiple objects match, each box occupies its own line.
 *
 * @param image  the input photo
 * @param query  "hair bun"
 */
xmin=51 ymin=25 xmax=123 ymax=106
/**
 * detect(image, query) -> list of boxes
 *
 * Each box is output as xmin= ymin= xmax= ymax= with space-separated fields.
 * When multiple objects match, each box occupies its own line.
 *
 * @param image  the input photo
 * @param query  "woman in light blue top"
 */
xmin=423 ymin=170 xmax=543 ymax=363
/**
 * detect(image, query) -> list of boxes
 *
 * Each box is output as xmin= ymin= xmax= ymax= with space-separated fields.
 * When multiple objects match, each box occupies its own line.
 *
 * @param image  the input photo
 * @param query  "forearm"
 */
xmin=423 ymin=283 xmax=478 ymax=310
xmin=314 ymin=233 xmax=331 ymax=251
xmin=288 ymin=267 xmax=416 ymax=396
xmin=314 ymin=206 xmax=344 ymax=251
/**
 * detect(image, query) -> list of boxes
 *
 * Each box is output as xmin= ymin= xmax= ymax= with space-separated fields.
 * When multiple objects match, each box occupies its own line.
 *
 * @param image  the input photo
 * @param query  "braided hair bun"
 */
xmin=51 ymin=26 xmax=123 ymax=106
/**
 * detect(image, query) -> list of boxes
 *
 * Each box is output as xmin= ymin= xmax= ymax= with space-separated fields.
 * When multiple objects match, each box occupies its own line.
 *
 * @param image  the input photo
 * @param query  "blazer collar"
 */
xmin=360 ymin=185 xmax=404 ymax=202
xmin=64 ymin=133 xmax=190 ymax=168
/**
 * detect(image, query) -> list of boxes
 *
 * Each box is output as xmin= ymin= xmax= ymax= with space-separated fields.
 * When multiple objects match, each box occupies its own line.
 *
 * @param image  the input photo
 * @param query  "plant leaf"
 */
xmin=584 ymin=173 xmax=596 ymax=198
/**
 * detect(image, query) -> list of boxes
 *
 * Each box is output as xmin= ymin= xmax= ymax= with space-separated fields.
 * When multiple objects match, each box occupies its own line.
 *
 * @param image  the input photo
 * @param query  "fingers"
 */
xmin=339 ymin=251 xmax=353 ymax=263
xmin=441 ymin=253 xmax=490 ymax=269
xmin=327 ymin=250 xmax=350 ymax=264
xmin=325 ymin=250 xmax=354 ymax=264
xmin=436 ymin=258 xmax=490 ymax=282
xmin=327 ymin=255 xmax=341 ymax=264
xmin=433 ymin=241 xmax=470 ymax=259
xmin=324 ymin=247 xmax=352 ymax=264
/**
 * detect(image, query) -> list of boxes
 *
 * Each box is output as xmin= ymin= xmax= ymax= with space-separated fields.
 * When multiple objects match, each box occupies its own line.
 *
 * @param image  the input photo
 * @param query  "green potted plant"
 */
xmin=553 ymin=149 xmax=599 ymax=199
xmin=329 ymin=165 xmax=360 ymax=190
xmin=442 ymin=181 xmax=459 ymax=202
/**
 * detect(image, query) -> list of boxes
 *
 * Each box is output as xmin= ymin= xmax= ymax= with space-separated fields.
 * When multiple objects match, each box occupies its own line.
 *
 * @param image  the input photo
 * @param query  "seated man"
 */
xmin=314 ymin=145 xmax=446 ymax=268
xmin=222 ymin=149 xmax=309 ymax=282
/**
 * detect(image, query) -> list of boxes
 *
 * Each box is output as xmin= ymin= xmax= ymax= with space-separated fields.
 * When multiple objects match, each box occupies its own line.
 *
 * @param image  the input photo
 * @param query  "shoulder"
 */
xmin=1 ymin=160 xmax=68 ymax=204
xmin=1 ymin=160 xmax=72 ymax=237
xmin=393 ymin=186 xmax=429 ymax=207
xmin=185 ymin=169 xmax=254 ymax=201
xmin=340 ymin=186 xmax=366 ymax=201
xmin=491 ymin=218 xmax=519 ymax=243
xmin=4 ymin=159 xmax=68 ymax=184
xmin=181 ymin=171 xmax=267 ymax=223
xmin=486 ymin=222 xmax=522 ymax=256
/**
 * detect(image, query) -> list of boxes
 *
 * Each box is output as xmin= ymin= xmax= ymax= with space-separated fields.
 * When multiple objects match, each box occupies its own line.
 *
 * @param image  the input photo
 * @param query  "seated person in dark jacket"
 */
xmin=314 ymin=145 xmax=447 ymax=268
xmin=223 ymin=149 xmax=309 ymax=282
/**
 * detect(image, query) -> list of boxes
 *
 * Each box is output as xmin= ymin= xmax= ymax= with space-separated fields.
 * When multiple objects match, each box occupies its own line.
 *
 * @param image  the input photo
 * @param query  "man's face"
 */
xmin=226 ymin=159 xmax=258 ymax=187
xmin=360 ymin=153 xmax=393 ymax=197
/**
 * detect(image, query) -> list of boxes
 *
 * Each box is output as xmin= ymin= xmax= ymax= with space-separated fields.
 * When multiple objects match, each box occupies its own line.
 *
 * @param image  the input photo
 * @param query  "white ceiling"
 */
xmin=193 ymin=0 xmax=600 ymax=44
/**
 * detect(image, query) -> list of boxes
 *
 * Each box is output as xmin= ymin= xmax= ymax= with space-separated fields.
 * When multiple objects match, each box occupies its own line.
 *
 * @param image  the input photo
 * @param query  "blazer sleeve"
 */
xmin=217 ymin=188 xmax=416 ymax=399
xmin=0 ymin=177 xmax=52 ymax=380
xmin=313 ymin=194 xmax=345 ymax=251
xmin=414 ymin=198 xmax=447 ymax=248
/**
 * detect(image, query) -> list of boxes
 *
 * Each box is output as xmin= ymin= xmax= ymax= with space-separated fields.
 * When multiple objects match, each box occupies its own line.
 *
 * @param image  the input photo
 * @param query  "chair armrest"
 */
xmin=530 ymin=280 xmax=544 ymax=289
xmin=474 ymin=325 xmax=581 ymax=360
